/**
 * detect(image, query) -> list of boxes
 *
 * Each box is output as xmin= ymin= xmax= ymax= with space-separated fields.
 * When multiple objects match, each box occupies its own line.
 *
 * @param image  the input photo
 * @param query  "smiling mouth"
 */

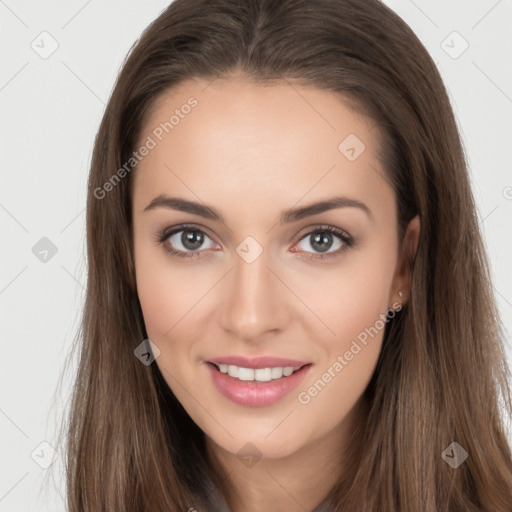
xmin=208 ymin=362 xmax=311 ymax=382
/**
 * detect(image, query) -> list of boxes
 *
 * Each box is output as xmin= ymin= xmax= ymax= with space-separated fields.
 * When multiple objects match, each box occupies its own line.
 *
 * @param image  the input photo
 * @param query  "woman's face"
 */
xmin=132 ymin=77 xmax=418 ymax=461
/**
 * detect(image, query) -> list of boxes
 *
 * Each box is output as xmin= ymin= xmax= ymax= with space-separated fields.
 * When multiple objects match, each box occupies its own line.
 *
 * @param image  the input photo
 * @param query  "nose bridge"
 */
xmin=219 ymin=249 xmax=289 ymax=340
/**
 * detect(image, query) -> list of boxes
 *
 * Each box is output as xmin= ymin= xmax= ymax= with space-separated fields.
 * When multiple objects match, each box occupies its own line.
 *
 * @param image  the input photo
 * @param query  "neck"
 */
xmin=205 ymin=395 xmax=367 ymax=512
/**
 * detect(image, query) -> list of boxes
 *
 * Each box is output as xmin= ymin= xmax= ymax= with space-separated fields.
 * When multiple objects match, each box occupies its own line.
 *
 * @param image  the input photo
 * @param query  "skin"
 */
xmin=132 ymin=75 xmax=420 ymax=512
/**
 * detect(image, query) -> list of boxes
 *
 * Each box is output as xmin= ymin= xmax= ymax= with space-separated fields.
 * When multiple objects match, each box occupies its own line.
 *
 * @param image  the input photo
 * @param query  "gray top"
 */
xmin=201 ymin=474 xmax=334 ymax=512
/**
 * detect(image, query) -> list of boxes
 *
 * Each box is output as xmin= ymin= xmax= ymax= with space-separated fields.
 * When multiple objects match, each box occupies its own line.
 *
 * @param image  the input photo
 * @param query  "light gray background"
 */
xmin=1 ymin=1 xmax=511 ymax=510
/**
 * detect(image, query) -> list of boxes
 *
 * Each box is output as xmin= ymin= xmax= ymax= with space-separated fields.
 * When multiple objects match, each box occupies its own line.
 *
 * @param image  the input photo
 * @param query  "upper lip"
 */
xmin=206 ymin=355 xmax=311 ymax=369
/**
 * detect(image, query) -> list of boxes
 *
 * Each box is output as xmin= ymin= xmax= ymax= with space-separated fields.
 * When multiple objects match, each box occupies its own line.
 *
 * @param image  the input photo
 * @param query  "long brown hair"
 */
xmin=57 ymin=0 xmax=512 ymax=510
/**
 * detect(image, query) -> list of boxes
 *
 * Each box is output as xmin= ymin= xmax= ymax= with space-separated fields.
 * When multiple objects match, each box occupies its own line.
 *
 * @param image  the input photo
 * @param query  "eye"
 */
xmin=155 ymin=224 xmax=220 ymax=259
xmin=155 ymin=223 xmax=354 ymax=261
xmin=292 ymin=225 xmax=354 ymax=260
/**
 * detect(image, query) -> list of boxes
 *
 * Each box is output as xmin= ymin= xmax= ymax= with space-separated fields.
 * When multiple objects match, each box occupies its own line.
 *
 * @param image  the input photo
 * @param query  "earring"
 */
xmin=398 ymin=290 xmax=403 ymax=304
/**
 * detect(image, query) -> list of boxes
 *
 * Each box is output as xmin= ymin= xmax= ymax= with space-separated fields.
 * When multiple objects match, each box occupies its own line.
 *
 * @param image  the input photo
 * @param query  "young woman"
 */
xmin=62 ymin=0 xmax=512 ymax=510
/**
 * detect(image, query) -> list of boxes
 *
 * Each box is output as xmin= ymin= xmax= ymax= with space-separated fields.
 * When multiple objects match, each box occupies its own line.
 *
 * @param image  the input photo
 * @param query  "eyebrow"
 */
xmin=143 ymin=194 xmax=373 ymax=223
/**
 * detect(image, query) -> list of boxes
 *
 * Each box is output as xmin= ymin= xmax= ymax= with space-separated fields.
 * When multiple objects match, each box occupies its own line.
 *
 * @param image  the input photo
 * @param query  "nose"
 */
xmin=219 ymin=251 xmax=290 ymax=342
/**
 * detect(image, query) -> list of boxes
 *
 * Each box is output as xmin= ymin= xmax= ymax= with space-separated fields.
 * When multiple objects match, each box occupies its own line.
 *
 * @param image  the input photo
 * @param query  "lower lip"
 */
xmin=205 ymin=362 xmax=312 ymax=407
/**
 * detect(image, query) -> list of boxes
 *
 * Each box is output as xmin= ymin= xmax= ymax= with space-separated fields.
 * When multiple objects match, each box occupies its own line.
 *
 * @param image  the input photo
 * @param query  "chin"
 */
xmin=206 ymin=424 xmax=304 ymax=462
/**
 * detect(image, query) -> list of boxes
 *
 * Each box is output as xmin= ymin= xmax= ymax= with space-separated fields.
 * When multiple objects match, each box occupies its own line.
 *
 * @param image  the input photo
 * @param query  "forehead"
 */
xmin=132 ymin=77 xmax=393 ymax=222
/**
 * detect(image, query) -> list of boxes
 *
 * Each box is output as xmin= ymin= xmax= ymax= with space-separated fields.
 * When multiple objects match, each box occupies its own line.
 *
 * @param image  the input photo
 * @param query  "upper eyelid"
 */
xmin=161 ymin=223 xmax=218 ymax=243
xmin=297 ymin=224 xmax=350 ymax=239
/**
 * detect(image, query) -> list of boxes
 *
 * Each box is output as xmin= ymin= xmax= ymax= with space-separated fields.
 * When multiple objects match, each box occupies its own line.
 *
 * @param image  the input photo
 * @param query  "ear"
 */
xmin=389 ymin=215 xmax=420 ymax=309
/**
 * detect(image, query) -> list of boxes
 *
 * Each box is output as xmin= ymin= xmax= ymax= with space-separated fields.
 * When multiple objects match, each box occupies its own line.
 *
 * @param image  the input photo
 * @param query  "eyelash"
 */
xmin=154 ymin=223 xmax=355 ymax=261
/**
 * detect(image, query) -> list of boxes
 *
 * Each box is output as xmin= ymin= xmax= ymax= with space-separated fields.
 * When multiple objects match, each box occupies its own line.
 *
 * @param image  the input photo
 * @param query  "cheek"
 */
xmin=297 ymin=247 xmax=395 ymax=348
xmin=294 ymin=243 xmax=395 ymax=410
xmin=135 ymin=242 xmax=206 ymax=339
xmin=329 ymin=273 xmax=391 ymax=353
xmin=295 ymin=288 xmax=389 ymax=443
xmin=135 ymin=254 xmax=175 ymax=338
xmin=134 ymin=250 xmax=203 ymax=391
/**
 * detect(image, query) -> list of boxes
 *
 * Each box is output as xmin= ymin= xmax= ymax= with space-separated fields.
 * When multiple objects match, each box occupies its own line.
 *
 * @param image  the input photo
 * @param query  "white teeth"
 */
xmin=283 ymin=367 xmax=294 ymax=377
xmin=227 ymin=365 xmax=239 ymax=378
xmin=271 ymin=367 xmax=283 ymax=379
xmin=216 ymin=364 xmax=302 ymax=381
xmin=255 ymin=368 xmax=272 ymax=381
xmin=238 ymin=367 xmax=254 ymax=381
